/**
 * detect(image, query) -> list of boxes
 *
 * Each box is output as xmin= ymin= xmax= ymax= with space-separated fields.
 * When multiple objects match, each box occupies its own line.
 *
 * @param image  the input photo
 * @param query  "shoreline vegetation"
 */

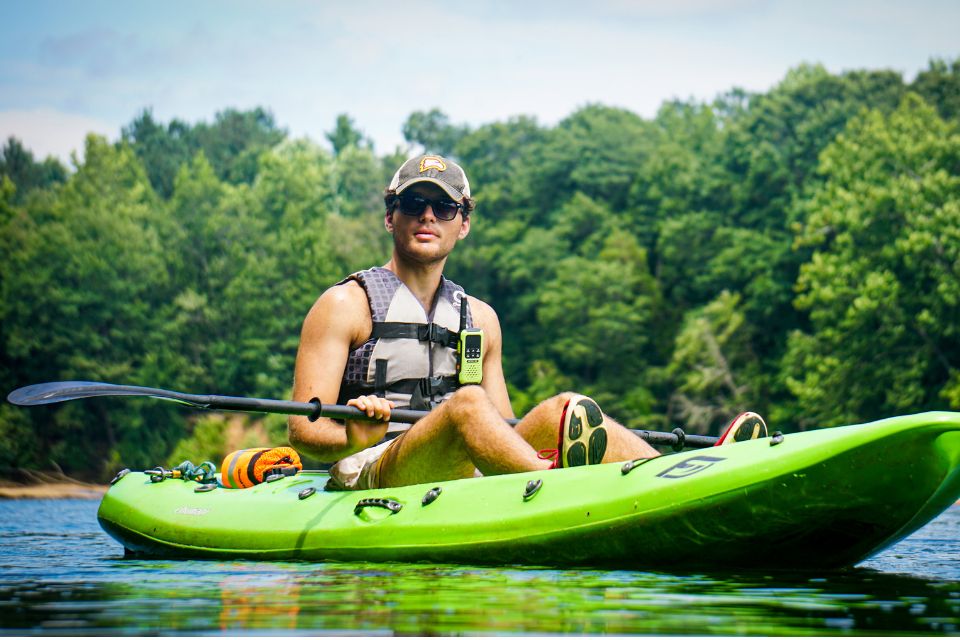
xmin=0 ymin=470 xmax=107 ymax=499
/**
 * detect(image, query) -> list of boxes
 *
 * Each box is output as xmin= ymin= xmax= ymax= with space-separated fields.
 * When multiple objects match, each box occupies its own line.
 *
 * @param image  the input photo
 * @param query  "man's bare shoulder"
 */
xmin=316 ymin=279 xmax=367 ymax=309
xmin=302 ymin=279 xmax=371 ymax=343
xmin=310 ymin=280 xmax=367 ymax=314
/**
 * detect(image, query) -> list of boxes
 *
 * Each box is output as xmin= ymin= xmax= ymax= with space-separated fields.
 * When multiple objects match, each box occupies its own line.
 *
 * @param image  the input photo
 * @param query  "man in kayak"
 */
xmin=288 ymin=154 xmax=767 ymax=490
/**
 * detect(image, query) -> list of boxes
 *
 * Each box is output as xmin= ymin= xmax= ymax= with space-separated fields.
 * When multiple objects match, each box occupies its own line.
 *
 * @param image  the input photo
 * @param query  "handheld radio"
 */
xmin=457 ymin=297 xmax=483 ymax=385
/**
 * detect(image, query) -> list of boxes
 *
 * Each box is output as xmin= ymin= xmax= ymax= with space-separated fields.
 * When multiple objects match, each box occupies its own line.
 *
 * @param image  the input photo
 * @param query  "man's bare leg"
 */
xmin=515 ymin=393 xmax=660 ymax=462
xmin=377 ymin=385 xmax=552 ymax=488
xmin=378 ymin=388 xmax=660 ymax=487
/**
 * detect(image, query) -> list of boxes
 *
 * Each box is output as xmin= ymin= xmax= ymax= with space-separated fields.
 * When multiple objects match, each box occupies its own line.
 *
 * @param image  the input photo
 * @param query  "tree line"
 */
xmin=2 ymin=60 xmax=958 ymax=480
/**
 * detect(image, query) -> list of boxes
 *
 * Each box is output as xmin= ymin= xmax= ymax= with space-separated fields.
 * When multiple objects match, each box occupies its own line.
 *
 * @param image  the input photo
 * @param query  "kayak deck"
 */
xmin=98 ymin=411 xmax=960 ymax=570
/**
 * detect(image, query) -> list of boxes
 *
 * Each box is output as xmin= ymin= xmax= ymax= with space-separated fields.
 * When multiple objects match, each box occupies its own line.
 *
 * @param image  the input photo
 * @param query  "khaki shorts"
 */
xmin=327 ymin=435 xmax=402 ymax=491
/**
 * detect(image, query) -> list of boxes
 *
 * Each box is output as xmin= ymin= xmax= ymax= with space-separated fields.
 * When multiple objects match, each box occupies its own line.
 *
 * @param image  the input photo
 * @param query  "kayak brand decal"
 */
xmin=656 ymin=455 xmax=725 ymax=479
xmin=175 ymin=507 xmax=209 ymax=516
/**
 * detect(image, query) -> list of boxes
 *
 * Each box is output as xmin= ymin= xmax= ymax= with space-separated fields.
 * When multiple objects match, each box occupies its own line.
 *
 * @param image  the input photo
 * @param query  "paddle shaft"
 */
xmin=7 ymin=381 xmax=718 ymax=449
xmin=184 ymin=396 xmax=716 ymax=448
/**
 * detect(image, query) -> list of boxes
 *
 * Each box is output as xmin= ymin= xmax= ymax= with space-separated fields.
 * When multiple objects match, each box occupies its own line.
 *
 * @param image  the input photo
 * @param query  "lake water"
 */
xmin=0 ymin=498 xmax=957 ymax=635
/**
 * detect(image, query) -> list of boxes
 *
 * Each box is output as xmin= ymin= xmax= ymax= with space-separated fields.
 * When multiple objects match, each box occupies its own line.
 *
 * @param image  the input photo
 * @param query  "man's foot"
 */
xmin=557 ymin=395 xmax=608 ymax=467
xmin=714 ymin=411 xmax=768 ymax=446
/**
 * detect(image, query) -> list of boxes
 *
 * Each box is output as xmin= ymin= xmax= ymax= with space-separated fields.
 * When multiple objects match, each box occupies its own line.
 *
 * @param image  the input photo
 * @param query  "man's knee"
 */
xmin=442 ymin=385 xmax=495 ymax=429
xmin=447 ymin=385 xmax=488 ymax=410
xmin=546 ymin=391 xmax=578 ymax=413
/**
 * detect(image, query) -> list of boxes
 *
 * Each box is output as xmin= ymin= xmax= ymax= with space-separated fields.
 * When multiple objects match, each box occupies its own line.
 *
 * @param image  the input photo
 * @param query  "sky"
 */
xmin=1 ymin=0 xmax=957 ymax=163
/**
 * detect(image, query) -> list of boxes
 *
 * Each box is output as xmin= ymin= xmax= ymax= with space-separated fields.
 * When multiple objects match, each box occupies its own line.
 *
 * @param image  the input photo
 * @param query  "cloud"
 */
xmin=0 ymin=108 xmax=116 ymax=162
xmin=592 ymin=0 xmax=764 ymax=19
xmin=37 ymin=27 xmax=142 ymax=78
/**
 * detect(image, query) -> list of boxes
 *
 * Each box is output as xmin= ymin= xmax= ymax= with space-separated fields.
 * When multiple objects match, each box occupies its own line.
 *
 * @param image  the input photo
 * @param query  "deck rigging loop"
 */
xmin=621 ymin=457 xmax=656 ymax=475
xmin=522 ymin=479 xmax=543 ymax=501
xmin=421 ymin=487 xmax=442 ymax=506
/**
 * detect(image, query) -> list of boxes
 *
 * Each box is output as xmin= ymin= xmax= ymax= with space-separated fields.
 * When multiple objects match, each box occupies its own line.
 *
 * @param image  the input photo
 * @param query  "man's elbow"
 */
xmin=287 ymin=416 xmax=342 ymax=463
xmin=287 ymin=416 xmax=309 ymax=451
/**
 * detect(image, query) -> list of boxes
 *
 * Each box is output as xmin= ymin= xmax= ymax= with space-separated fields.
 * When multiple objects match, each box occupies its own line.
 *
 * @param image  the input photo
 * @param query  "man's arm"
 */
xmin=469 ymin=297 xmax=516 ymax=420
xmin=288 ymin=282 xmax=392 ymax=462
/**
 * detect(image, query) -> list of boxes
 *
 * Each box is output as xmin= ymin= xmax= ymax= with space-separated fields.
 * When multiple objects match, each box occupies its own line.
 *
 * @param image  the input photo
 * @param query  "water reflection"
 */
xmin=217 ymin=573 xmax=301 ymax=632
xmin=3 ymin=560 xmax=958 ymax=635
xmin=0 ymin=500 xmax=957 ymax=635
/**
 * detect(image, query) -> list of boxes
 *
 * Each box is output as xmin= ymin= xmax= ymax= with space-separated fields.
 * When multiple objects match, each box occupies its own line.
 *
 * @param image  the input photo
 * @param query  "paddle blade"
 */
xmin=7 ymin=381 xmax=189 ymax=406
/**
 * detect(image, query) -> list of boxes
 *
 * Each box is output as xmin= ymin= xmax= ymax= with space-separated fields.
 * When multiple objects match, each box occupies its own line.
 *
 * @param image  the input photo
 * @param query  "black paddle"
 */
xmin=6 ymin=380 xmax=718 ymax=449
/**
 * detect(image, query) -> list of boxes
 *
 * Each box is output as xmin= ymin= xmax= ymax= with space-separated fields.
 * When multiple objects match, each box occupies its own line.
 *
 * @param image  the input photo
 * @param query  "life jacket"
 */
xmin=338 ymin=267 xmax=473 ymax=424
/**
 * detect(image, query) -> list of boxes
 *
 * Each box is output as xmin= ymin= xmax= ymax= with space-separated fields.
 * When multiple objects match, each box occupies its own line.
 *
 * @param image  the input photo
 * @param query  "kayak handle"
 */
xmin=354 ymin=498 xmax=403 ymax=516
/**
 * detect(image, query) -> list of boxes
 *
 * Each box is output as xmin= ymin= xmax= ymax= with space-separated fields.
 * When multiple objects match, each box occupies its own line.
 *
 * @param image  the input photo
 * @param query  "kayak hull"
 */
xmin=97 ymin=411 xmax=960 ymax=570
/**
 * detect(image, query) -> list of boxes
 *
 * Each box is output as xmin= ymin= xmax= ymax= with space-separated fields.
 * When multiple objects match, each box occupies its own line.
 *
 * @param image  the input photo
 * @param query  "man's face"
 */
xmin=385 ymin=183 xmax=470 ymax=265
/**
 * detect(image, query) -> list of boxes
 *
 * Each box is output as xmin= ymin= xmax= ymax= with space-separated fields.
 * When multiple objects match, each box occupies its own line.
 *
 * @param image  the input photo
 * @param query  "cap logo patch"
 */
xmin=419 ymin=156 xmax=446 ymax=173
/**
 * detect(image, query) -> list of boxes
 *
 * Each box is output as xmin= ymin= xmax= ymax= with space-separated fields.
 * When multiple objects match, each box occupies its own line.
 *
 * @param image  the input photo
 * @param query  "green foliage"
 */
xmin=2 ymin=135 xmax=188 ymax=473
xmin=122 ymin=107 xmax=286 ymax=197
xmin=402 ymin=109 xmax=470 ymax=157
xmin=120 ymin=111 xmax=194 ymax=199
xmin=721 ymin=64 xmax=906 ymax=231
xmin=326 ymin=114 xmax=371 ymax=155
xmin=667 ymin=291 xmax=761 ymax=434
xmin=509 ymin=360 xmax=575 ymax=417
xmin=455 ymin=116 xmax=545 ymax=223
xmin=536 ymin=229 xmax=663 ymax=422
xmin=533 ymin=105 xmax=651 ymax=215
xmin=165 ymin=414 xmax=292 ymax=470
xmin=4 ymin=63 xmax=960 ymax=480
xmin=911 ymin=57 xmax=960 ymax=122
xmin=785 ymin=94 xmax=960 ymax=427
xmin=0 ymin=137 xmax=67 ymax=203
xmin=331 ymin=144 xmax=383 ymax=218
xmin=0 ymin=403 xmax=39 ymax=470
xmin=165 ymin=416 xmax=228 ymax=468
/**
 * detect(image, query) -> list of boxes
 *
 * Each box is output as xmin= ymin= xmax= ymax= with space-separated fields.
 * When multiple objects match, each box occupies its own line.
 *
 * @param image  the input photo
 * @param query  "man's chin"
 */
xmin=396 ymin=245 xmax=449 ymax=266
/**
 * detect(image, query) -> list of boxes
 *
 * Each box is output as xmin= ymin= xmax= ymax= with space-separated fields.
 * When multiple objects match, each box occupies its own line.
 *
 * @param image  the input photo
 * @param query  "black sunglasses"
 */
xmin=396 ymin=193 xmax=463 ymax=221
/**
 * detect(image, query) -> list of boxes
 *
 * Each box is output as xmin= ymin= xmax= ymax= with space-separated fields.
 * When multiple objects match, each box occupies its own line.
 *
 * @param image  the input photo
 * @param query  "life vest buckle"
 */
xmin=418 ymin=376 xmax=446 ymax=396
xmin=417 ymin=323 xmax=440 ymax=343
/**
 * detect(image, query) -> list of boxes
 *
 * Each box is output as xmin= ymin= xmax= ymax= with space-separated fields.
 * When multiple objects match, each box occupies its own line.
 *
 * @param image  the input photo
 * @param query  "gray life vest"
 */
xmin=338 ymin=267 xmax=473 ymax=426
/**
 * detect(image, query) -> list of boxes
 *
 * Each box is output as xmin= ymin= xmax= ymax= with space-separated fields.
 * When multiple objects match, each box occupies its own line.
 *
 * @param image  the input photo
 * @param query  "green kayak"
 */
xmin=97 ymin=411 xmax=960 ymax=570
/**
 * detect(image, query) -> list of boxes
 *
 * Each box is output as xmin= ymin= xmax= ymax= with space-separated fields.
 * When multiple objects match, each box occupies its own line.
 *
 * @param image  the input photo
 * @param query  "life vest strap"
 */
xmin=340 ymin=375 xmax=460 ymax=410
xmin=370 ymin=322 xmax=459 ymax=349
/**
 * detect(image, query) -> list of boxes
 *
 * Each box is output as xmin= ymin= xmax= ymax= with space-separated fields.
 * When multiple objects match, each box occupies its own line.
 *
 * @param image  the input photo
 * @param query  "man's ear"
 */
xmin=458 ymin=216 xmax=471 ymax=240
xmin=384 ymin=210 xmax=394 ymax=233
